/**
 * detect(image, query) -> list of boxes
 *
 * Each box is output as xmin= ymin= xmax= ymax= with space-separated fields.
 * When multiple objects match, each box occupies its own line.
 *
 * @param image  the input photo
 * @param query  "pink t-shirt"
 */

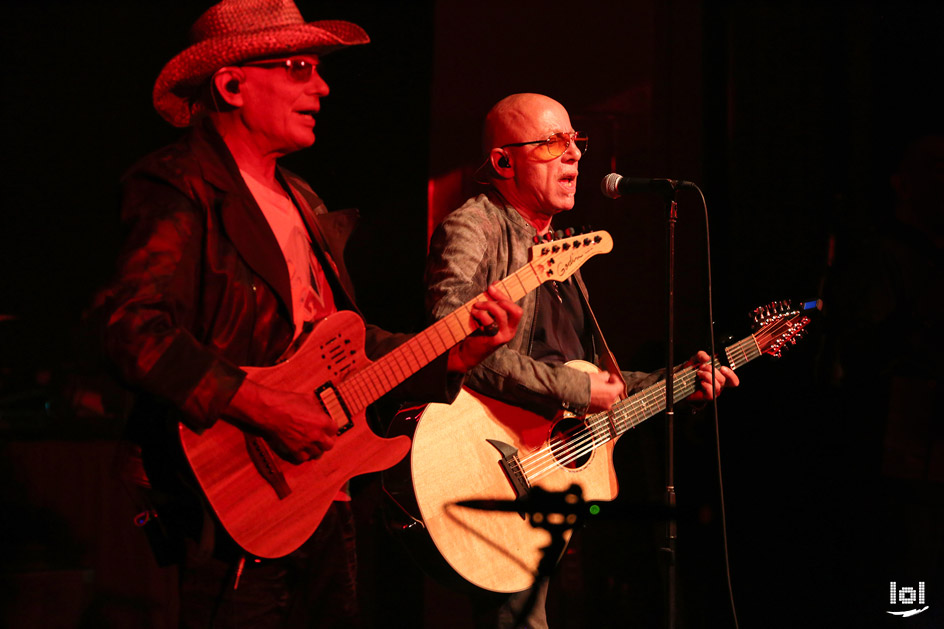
xmin=240 ymin=169 xmax=336 ymax=338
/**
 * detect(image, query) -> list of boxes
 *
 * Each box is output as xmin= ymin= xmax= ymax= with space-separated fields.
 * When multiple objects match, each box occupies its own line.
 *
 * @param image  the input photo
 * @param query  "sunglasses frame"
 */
xmin=240 ymin=57 xmax=317 ymax=83
xmin=500 ymin=132 xmax=588 ymax=158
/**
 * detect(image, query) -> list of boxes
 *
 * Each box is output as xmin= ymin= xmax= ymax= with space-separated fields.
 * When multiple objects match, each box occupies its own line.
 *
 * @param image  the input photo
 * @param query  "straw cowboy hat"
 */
xmin=153 ymin=0 xmax=369 ymax=127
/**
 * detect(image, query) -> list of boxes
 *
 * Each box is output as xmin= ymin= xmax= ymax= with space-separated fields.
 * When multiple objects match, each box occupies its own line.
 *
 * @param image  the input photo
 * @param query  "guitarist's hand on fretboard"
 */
xmin=224 ymin=375 xmax=337 ymax=464
xmin=447 ymin=284 xmax=523 ymax=373
xmin=686 ymin=350 xmax=740 ymax=403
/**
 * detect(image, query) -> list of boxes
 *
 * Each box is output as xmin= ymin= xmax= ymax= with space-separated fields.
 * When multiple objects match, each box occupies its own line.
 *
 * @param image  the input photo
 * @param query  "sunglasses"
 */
xmin=241 ymin=58 xmax=318 ymax=83
xmin=500 ymin=132 xmax=589 ymax=158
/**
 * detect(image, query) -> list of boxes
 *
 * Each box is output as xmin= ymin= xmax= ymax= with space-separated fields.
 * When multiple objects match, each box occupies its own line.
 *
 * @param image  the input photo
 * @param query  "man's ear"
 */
xmin=211 ymin=68 xmax=245 ymax=107
xmin=491 ymin=148 xmax=512 ymax=178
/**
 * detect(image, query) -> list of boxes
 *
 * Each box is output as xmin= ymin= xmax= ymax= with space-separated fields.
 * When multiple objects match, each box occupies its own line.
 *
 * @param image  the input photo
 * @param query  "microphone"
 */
xmin=455 ymin=486 xmax=679 ymax=521
xmin=600 ymin=173 xmax=693 ymax=199
xmin=455 ymin=485 xmax=586 ymax=516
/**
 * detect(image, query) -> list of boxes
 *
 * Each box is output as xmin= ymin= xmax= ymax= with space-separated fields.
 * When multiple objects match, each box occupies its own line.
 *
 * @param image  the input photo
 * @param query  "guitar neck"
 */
xmin=335 ymin=263 xmax=546 ymax=414
xmin=588 ymin=332 xmax=764 ymax=444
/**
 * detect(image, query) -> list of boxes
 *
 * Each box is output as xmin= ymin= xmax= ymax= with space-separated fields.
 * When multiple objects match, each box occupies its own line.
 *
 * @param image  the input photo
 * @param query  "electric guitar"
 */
xmin=179 ymin=231 xmax=613 ymax=558
xmin=383 ymin=300 xmax=816 ymax=593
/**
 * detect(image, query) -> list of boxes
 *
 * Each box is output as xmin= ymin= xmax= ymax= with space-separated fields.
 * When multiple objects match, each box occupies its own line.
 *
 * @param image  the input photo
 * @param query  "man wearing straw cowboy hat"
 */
xmin=92 ymin=0 xmax=521 ymax=626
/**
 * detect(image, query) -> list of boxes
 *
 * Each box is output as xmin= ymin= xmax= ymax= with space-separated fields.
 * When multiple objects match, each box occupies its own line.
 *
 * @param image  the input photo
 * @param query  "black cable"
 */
xmin=688 ymin=183 xmax=739 ymax=629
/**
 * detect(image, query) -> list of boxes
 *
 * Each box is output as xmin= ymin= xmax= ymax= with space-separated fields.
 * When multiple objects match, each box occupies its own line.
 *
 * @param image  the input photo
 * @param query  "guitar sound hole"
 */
xmin=549 ymin=418 xmax=592 ymax=470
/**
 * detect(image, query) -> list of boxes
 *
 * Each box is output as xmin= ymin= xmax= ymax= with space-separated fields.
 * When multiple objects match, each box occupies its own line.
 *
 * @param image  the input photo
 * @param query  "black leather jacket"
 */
xmin=95 ymin=120 xmax=456 ymax=436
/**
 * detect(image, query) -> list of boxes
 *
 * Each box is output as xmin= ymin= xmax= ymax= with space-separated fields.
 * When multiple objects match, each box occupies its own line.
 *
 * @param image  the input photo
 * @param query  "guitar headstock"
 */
xmin=750 ymin=299 xmax=819 ymax=358
xmin=527 ymin=230 xmax=613 ymax=283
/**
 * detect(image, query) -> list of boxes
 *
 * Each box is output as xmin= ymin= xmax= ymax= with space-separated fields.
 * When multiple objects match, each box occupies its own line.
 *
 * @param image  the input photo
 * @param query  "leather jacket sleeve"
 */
xmin=98 ymin=166 xmax=246 ymax=433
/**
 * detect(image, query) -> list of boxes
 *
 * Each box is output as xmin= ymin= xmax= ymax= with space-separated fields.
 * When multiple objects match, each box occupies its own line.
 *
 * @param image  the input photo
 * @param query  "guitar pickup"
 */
xmin=315 ymin=383 xmax=353 ymax=435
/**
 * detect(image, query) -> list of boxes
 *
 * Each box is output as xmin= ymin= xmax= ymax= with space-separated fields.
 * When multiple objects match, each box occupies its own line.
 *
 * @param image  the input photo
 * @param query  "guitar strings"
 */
xmin=515 ymin=316 xmax=797 ymax=483
xmin=518 ymin=367 xmax=702 ymax=480
xmin=336 ymin=269 xmax=535 ymax=413
xmin=520 ymin=317 xmax=792 ymax=478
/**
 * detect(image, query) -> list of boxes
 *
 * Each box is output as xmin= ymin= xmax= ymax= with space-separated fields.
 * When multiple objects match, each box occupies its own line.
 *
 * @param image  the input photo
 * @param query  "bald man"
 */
xmin=423 ymin=93 xmax=737 ymax=627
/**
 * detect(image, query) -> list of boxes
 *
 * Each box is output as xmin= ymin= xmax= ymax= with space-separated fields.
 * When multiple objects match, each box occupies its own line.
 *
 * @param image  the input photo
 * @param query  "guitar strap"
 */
xmin=572 ymin=272 xmax=629 ymax=397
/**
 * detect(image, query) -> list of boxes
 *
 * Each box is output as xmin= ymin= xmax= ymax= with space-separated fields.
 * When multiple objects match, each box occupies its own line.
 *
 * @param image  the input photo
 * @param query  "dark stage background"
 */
xmin=2 ymin=1 xmax=942 ymax=627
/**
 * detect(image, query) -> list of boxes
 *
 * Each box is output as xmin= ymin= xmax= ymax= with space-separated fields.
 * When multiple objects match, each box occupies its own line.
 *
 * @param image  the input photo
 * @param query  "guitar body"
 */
xmin=179 ymin=310 xmax=411 ymax=558
xmin=395 ymin=363 xmax=620 ymax=593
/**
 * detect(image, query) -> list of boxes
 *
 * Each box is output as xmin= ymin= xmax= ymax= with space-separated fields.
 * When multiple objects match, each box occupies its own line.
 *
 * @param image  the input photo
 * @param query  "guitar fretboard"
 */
xmin=336 ymin=259 xmax=548 ymax=414
xmin=588 ymin=313 xmax=799 ymax=446
xmin=514 ymin=308 xmax=810 ymax=485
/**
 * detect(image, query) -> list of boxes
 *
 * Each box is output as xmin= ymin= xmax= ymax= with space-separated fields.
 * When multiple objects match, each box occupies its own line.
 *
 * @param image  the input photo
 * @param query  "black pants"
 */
xmin=471 ymin=579 xmax=549 ymax=629
xmin=178 ymin=502 xmax=360 ymax=629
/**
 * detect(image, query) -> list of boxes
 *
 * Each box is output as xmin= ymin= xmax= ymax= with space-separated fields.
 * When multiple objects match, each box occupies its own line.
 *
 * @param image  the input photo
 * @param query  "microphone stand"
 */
xmin=457 ymin=484 xmax=686 ymax=628
xmin=657 ymin=180 xmax=682 ymax=629
xmin=510 ymin=485 xmax=583 ymax=629
xmin=601 ymin=174 xmax=692 ymax=627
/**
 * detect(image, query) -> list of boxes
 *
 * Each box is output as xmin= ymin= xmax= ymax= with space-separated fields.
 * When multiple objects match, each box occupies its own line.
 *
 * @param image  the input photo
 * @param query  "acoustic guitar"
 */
xmin=384 ymin=300 xmax=816 ymax=593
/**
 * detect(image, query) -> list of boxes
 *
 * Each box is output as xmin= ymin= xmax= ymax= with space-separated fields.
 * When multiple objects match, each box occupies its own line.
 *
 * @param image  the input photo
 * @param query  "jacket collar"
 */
xmin=189 ymin=120 xmax=295 ymax=318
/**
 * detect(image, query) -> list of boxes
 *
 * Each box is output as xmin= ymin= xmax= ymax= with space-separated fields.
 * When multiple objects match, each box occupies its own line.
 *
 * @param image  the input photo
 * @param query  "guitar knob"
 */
xmin=583 ymin=238 xmax=591 ymax=246
xmin=561 ymin=242 xmax=571 ymax=250
xmin=593 ymin=235 xmax=602 ymax=243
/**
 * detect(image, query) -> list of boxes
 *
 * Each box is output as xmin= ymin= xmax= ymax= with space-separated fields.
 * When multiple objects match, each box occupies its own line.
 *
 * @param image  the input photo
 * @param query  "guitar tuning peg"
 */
xmin=554 ymin=229 xmax=564 ymax=240
xmin=543 ymin=232 xmax=554 ymax=242
xmin=532 ymin=235 xmax=542 ymax=245
xmin=564 ymin=227 xmax=574 ymax=237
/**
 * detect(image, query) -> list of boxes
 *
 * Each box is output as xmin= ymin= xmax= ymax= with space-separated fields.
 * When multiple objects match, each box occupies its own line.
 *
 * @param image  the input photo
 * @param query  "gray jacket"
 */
xmin=425 ymin=191 xmax=658 ymax=418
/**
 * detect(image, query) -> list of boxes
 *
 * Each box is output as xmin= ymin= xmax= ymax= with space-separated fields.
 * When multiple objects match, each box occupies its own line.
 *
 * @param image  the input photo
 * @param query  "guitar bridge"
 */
xmin=486 ymin=438 xmax=530 ymax=499
xmin=316 ymin=382 xmax=353 ymax=435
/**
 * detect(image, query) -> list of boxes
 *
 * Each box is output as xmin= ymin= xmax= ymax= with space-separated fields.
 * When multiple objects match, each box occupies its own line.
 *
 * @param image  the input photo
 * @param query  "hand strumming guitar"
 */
xmin=588 ymin=370 xmax=625 ymax=413
xmin=221 ymin=283 xmax=522 ymax=464
xmin=223 ymin=377 xmax=338 ymax=464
